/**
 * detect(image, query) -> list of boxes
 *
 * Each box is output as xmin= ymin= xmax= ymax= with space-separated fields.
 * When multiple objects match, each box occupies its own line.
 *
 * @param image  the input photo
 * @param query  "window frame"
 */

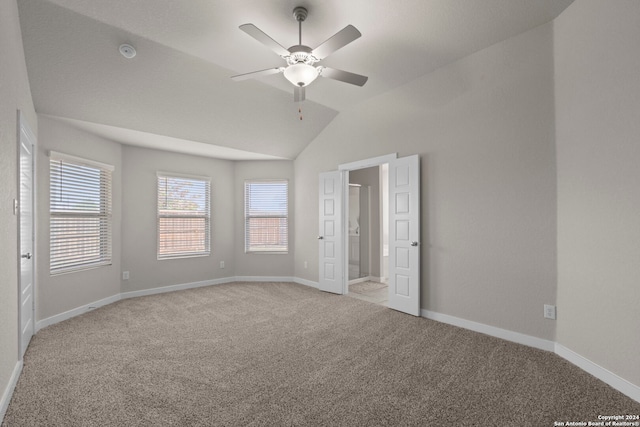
xmin=49 ymin=151 xmax=114 ymax=275
xmin=244 ymin=179 xmax=289 ymax=254
xmin=156 ymin=172 xmax=211 ymax=260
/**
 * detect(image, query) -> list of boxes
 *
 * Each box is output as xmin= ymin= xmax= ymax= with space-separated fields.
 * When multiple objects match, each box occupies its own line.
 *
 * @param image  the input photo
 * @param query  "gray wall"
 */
xmin=234 ymin=161 xmax=295 ymax=278
xmin=294 ymin=22 xmax=557 ymax=341
xmin=120 ymin=145 xmax=235 ymax=292
xmin=29 ymin=136 xmax=297 ymax=316
xmin=0 ymin=0 xmax=37 ymax=410
xmin=36 ymin=116 xmax=122 ymax=320
xmin=119 ymin=148 xmax=296 ymax=291
xmin=555 ymin=0 xmax=640 ymax=387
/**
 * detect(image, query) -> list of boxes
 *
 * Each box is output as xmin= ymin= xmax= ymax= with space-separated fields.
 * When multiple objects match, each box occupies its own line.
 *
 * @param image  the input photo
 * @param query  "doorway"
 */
xmin=318 ymin=153 xmax=421 ymax=316
xmin=346 ymin=165 xmax=389 ymax=307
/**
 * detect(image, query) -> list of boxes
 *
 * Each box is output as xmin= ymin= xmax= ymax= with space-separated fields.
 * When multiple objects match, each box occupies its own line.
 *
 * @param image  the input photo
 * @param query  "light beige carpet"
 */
xmin=3 ymin=282 xmax=639 ymax=426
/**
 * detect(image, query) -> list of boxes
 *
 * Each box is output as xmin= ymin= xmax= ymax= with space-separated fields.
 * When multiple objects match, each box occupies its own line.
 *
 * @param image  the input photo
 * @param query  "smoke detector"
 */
xmin=119 ymin=44 xmax=136 ymax=59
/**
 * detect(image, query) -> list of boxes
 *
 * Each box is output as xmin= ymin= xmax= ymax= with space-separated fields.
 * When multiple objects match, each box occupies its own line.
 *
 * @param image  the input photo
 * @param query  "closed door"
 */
xmin=388 ymin=155 xmax=420 ymax=316
xmin=19 ymin=112 xmax=35 ymax=358
xmin=318 ymin=171 xmax=343 ymax=294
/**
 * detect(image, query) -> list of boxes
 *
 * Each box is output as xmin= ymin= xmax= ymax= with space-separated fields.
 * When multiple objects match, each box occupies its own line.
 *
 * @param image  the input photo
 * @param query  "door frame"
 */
xmin=17 ymin=110 xmax=36 ymax=359
xmin=338 ymin=153 xmax=398 ymax=295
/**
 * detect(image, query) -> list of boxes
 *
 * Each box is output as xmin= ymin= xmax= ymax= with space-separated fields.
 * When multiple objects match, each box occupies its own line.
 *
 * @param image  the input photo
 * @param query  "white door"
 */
xmin=388 ymin=155 xmax=420 ymax=316
xmin=19 ymin=112 xmax=35 ymax=358
xmin=318 ymin=171 xmax=344 ymax=294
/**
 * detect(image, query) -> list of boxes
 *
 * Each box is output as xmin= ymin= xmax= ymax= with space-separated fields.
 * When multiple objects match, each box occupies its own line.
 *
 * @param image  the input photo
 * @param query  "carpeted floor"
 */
xmin=3 ymin=282 xmax=639 ymax=426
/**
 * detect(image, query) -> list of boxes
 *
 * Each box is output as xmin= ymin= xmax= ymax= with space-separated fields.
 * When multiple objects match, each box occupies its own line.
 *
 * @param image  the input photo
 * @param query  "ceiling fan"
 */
xmin=231 ymin=6 xmax=368 ymax=102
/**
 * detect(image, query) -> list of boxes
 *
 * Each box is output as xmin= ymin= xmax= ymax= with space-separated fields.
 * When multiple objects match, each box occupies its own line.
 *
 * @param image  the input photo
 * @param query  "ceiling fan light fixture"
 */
xmin=283 ymin=63 xmax=319 ymax=87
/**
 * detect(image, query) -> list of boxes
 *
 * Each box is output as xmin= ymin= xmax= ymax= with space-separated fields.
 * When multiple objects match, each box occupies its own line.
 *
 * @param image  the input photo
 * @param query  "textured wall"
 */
xmin=0 ymin=0 xmax=37 ymax=414
xmin=555 ymin=0 xmax=640 ymax=387
xmin=36 ymin=116 xmax=122 ymax=320
xmin=294 ymin=22 xmax=557 ymax=340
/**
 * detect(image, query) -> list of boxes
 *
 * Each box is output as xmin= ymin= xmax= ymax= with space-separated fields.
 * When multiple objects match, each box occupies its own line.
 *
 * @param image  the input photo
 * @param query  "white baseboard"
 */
xmin=348 ymin=276 xmax=371 ymax=285
xmin=421 ymin=309 xmax=555 ymax=352
xmin=347 ymin=276 xmax=390 ymax=285
xmin=120 ymin=277 xmax=235 ymax=300
xmin=36 ymin=293 xmax=121 ymax=332
xmin=421 ymin=309 xmax=639 ymax=403
xmin=0 ymin=360 xmax=23 ymax=424
xmin=36 ymin=276 xmax=303 ymax=330
xmin=234 ymin=276 xmax=295 ymax=283
xmin=555 ymin=344 xmax=640 ymax=403
xmin=293 ymin=277 xmax=319 ymax=288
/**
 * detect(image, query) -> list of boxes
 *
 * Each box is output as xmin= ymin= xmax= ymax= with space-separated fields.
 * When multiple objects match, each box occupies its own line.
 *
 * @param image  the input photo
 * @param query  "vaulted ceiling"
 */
xmin=18 ymin=0 xmax=573 ymax=160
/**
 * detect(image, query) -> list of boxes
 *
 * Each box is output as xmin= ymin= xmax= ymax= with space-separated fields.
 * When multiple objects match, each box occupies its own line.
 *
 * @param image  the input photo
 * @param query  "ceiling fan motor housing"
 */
xmin=285 ymin=45 xmax=317 ymax=65
xmin=293 ymin=6 xmax=308 ymax=22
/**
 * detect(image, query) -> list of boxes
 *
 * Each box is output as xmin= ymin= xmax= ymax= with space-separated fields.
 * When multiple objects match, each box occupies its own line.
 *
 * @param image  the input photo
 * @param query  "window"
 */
xmin=49 ymin=152 xmax=113 ymax=274
xmin=157 ymin=173 xmax=210 ymax=259
xmin=244 ymin=180 xmax=288 ymax=253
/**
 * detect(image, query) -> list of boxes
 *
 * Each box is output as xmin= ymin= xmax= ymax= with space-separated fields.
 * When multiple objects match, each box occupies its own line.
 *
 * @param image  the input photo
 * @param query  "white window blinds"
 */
xmin=49 ymin=152 xmax=113 ymax=275
xmin=244 ymin=180 xmax=288 ymax=253
xmin=157 ymin=174 xmax=211 ymax=259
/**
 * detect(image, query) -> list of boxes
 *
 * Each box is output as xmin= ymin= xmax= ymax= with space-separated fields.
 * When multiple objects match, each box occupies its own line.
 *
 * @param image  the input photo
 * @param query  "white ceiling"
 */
xmin=18 ymin=0 xmax=574 ymax=160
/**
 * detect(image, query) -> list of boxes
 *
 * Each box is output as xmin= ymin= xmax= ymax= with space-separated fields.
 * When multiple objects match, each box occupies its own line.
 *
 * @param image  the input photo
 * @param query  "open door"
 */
xmin=318 ymin=171 xmax=344 ymax=294
xmin=388 ymin=155 xmax=420 ymax=316
xmin=19 ymin=111 xmax=35 ymax=358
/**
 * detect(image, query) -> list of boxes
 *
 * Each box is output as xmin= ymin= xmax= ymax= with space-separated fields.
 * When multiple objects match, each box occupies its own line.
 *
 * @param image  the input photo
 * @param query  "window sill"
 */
xmin=157 ymin=253 xmax=210 ymax=261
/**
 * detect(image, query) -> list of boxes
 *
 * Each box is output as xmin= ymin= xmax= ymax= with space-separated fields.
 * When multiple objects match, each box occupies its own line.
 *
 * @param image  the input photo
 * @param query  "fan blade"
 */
xmin=239 ymin=24 xmax=290 ymax=57
xmin=312 ymin=25 xmax=361 ymax=59
xmin=320 ymin=67 xmax=368 ymax=86
xmin=231 ymin=67 xmax=283 ymax=81
xmin=294 ymin=86 xmax=306 ymax=102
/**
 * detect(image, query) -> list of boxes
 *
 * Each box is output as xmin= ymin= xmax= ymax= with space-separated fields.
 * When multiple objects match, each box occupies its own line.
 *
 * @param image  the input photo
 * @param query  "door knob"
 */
xmin=21 ymin=253 xmax=32 ymax=259
xmin=410 ymin=241 xmax=419 ymax=247
xmin=317 ymin=236 xmax=324 ymax=240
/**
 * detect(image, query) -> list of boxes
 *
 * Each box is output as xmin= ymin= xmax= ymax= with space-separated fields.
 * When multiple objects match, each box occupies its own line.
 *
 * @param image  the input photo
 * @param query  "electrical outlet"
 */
xmin=220 ymin=261 xmax=225 ymax=269
xmin=544 ymin=304 xmax=556 ymax=320
xmin=122 ymin=271 xmax=129 ymax=280
xmin=304 ymin=261 xmax=308 ymax=269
